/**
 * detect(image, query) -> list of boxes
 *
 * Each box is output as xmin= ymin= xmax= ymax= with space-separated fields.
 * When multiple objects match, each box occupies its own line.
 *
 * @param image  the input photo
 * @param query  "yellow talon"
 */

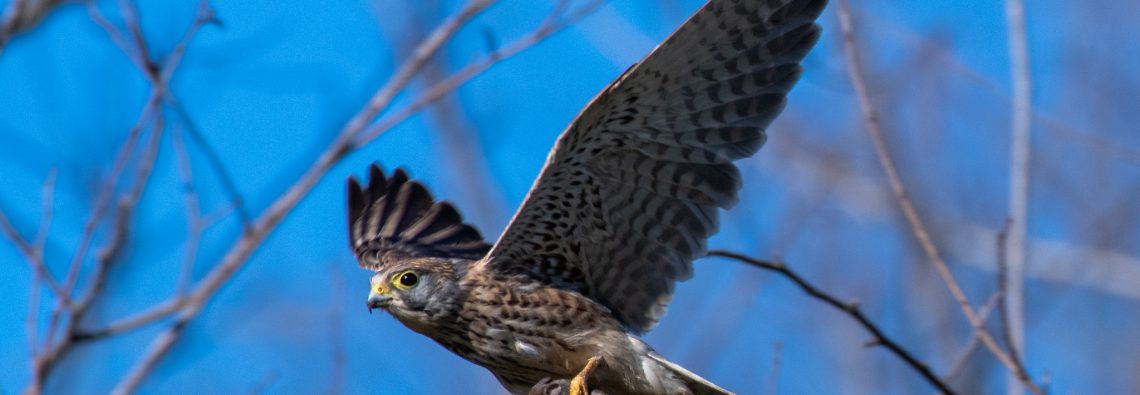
xmin=569 ymin=356 xmax=602 ymax=395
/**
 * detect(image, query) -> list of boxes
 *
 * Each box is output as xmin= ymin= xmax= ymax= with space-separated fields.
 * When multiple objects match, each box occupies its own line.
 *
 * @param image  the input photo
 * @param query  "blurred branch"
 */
xmin=171 ymin=126 xmax=203 ymax=296
xmin=839 ymin=3 xmax=1044 ymax=395
xmin=996 ymin=219 xmax=1039 ymax=393
xmin=72 ymin=298 xmax=183 ymax=342
xmin=28 ymin=109 xmax=164 ymax=395
xmin=355 ymin=0 xmax=603 ymax=145
xmin=1 ymin=172 xmax=65 ymax=298
xmin=835 ymin=3 xmax=1043 ymax=394
xmin=0 ymin=0 xmax=66 ymax=55
xmin=707 ymin=250 xmax=956 ymax=395
xmin=854 ymin=7 xmax=1140 ymax=167
xmin=10 ymin=170 xmax=58 ymax=358
xmin=167 ymin=99 xmax=253 ymax=228
xmin=1001 ymin=0 xmax=1032 ymax=392
xmin=943 ymin=291 xmax=1001 ymax=382
xmin=113 ymin=1 xmax=601 ymax=393
xmin=15 ymin=2 xmax=215 ymax=394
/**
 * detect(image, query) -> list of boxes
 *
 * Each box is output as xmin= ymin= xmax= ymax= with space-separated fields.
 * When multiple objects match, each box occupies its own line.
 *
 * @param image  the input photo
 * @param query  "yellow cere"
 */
xmin=371 ymin=277 xmax=388 ymax=295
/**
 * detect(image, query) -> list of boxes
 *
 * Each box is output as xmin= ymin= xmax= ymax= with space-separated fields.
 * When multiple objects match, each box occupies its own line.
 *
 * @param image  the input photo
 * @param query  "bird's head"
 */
xmin=366 ymin=258 xmax=465 ymax=330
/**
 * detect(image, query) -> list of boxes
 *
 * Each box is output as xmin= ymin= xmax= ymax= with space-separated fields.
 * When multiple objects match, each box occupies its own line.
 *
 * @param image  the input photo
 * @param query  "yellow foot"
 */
xmin=569 ymin=356 xmax=602 ymax=395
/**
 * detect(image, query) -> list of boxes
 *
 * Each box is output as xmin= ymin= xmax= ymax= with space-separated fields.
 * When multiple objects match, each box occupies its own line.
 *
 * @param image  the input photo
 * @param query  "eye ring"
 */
xmin=393 ymin=270 xmax=419 ymax=289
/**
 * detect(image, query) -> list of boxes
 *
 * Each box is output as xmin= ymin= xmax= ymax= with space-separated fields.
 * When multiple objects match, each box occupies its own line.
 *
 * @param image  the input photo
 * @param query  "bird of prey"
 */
xmin=346 ymin=0 xmax=825 ymax=393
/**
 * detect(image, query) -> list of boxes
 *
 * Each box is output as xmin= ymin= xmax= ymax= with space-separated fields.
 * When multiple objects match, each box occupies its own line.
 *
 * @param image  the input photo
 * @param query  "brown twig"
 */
xmin=834 ymin=3 xmax=1042 ymax=394
xmin=0 ymin=0 xmax=66 ymax=55
xmin=0 ymin=177 xmax=65 ymax=298
xmin=707 ymin=250 xmax=955 ymax=395
xmin=22 ymin=170 xmax=57 ymax=356
xmin=72 ymin=298 xmax=184 ymax=342
xmin=18 ymin=2 xmax=216 ymax=394
xmin=355 ymin=0 xmax=605 ymax=145
xmin=171 ymin=125 xmax=203 ymax=296
xmin=943 ymin=291 xmax=1002 ymax=382
xmin=27 ymin=114 xmax=165 ymax=395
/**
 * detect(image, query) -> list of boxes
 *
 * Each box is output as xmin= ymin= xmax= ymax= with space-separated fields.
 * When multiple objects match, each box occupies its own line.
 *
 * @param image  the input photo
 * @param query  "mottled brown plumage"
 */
xmin=347 ymin=0 xmax=826 ymax=393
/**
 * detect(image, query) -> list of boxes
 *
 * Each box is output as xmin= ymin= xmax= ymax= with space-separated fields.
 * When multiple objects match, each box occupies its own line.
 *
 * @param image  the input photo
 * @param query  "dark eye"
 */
xmin=398 ymin=271 xmax=419 ymax=288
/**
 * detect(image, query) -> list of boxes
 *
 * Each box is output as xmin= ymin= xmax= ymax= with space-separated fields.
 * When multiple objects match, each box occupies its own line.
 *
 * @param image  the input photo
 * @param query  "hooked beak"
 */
xmin=366 ymin=290 xmax=391 ymax=314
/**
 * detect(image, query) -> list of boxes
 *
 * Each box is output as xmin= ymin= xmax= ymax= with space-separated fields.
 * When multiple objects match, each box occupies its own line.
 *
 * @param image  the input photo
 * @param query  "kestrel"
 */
xmin=347 ymin=0 xmax=825 ymax=393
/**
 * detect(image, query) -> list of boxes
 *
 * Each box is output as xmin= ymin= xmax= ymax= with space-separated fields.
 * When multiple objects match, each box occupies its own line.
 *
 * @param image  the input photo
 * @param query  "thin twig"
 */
xmin=996 ymin=218 xmax=1036 ymax=393
xmin=835 ymin=3 xmax=1042 ymax=394
xmin=171 ymin=125 xmax=202 ymax=296
xmin=1002 ymin=0 xmax=1032 ymax=393
xmin=160 ymin=0 xmax=216 ymax=85
xmin=852 ymin=7 xmax=1140 ymax=167
xmin=0 ymin=180 xmax=65 ymax=298
xmin=28 ymin=115 xmax=165 ymax=395
xmin=707 ymin=250 xmax=955 ymax=395
xmin=165 ymin=97 xmax=253 ymax=228
xmin=1 ymin=0 xmax=67 ymax=55
xmin=23 ymin=170 xmax=57 ymax=356
xmin=58 ymin=96 xmax=153 ymax=305
xmin=72 ymin=298 xmax=183 ymax=342
xmin=23 ymin=2 xmax=215 ymax=393
xmin=943 ymin=291 xmax=1002 ymax=382
xmin=356 ymin=0 xmax=604 ymax=145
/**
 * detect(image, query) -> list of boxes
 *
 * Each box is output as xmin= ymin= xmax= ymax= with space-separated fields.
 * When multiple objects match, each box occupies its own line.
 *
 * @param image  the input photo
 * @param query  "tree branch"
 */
xmin=1001 ymin=0 xmax=1033 ymax=392
xmin=707 ymin=250 xmax=955 ymax=394
xmin=111 ymin=1 xmax=601 ymax=393
xmin=834 ymin=3 xmax=1042 ymax=394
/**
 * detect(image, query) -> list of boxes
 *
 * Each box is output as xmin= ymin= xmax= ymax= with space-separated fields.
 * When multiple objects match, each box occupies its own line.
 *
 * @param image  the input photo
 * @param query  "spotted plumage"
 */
xmin=347 ymin=0 xmax=826 ymax=393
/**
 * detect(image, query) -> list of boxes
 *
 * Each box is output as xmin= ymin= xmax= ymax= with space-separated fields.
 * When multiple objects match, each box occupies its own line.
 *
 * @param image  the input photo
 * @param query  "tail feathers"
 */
xmin=647 ymin=352 xmax=734 ymax=395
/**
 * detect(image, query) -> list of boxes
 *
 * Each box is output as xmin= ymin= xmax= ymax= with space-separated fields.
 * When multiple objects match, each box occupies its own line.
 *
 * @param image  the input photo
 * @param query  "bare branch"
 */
xmin=72 ymin=299 xmax=183 ymax=342
xmin=171 ymin=125 xmax=202 ymax=296
xmin=0 ymin=0 xmax=66 ymax=55
xmin=834 ymin=3 xmax=1042 ymax=394
xmin=996 ymin=218 xmax=1038 ymax=393
xmin=852 ymin=6 xmax=1140 ymax=167
xmin=21 ymin=2 xmax=217 ymax=393
xmin=166 ymin=99 xmax=253 ymax=228
xmin=113 ymin=315 xmax=187 ymax=395
xmin=1001 ymin=0 xmax=1032 ymax=392
xmin=27 ymin=114 xmax=165 ymax=395
xmin=707 ymin=250 xmax=955 ymax=395
xmin=356 ymin=0 xmax=603 ymax=145
xmin=943 ymin=291 xmax=1002 ymax=382
xmin=111 ymin=1 xmax=603 ymax=392
xmin=344 ymin=0 xmax=496 ymax=140
xmin=1 ymin=172 xmax=65 ymax=298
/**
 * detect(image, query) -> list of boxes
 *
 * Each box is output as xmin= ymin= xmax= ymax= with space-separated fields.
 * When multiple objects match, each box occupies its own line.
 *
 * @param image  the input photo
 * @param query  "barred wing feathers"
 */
xmin=347 ymin=164 xmax=490 ymax=269
xmin=481 ymin=0 xmax=826 ymax=332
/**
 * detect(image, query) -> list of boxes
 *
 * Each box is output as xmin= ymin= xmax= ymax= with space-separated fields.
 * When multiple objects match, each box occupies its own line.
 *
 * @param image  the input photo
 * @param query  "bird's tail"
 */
xmin=647 ymin=351 xmax=734 ymax=395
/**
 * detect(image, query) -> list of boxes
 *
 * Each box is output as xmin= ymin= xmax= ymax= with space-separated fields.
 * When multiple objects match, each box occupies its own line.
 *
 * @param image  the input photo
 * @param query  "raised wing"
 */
xmin=481 ymin=0 xmax=826 ymax=332
xmin=347 ymin=164 xmax=490 ymax=269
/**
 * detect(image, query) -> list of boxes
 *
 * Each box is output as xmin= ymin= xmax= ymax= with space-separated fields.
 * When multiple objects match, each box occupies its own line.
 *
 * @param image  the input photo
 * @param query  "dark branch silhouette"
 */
xmin=707 ymin=250 xmax=956 ymax=395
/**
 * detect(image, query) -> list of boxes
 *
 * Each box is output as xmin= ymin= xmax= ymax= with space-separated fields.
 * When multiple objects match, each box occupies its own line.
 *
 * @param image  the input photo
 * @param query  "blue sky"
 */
xmin=1 ymin=0 xmax=1138 ymax=394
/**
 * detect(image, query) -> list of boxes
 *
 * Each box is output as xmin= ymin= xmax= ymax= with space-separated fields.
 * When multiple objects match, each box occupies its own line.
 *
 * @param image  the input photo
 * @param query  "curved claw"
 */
xmin=569 ymin=356 xmax=602 ymax=395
